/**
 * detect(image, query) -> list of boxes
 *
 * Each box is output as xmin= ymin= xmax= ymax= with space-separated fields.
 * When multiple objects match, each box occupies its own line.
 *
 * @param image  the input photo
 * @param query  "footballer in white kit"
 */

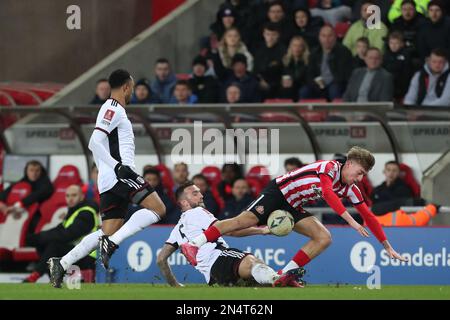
xmin=48 ymin=70 xmax=166 ymax=288
xmin=157 ymin=182 xmax=305 ymax=287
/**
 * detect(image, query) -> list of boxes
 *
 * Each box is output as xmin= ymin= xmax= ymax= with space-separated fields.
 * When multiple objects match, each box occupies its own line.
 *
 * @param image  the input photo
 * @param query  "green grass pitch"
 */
xmin=0 ymin=284 xmax=449 ymax=300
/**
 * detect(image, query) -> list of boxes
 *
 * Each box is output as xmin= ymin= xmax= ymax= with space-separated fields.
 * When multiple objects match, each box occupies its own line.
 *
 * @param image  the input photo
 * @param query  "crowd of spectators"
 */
xmin=88 ymin=0 xmax=450 ymax=107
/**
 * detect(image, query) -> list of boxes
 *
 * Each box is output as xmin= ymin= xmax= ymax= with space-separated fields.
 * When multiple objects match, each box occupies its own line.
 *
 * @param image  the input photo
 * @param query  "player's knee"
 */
xmin=317 ymin=231 xmax=332 ymax=249
xmin=155 ymin=202 xmax=166 ymax=218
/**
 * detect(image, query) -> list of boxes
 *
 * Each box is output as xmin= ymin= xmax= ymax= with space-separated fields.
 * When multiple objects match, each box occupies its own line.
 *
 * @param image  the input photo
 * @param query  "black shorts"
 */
xmin=100 ymin=180 xmax=154 ymax=220
xmin=209 ymin=248 xmax=250 ymax=286
xmin=246 ymin=180 xmax=313 ymax=226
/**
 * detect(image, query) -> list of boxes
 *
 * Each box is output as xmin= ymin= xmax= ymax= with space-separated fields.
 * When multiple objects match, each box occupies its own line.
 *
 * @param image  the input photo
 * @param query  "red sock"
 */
xmin=204 ymin=225 xmax=222 ymax=242
xmin=293 ymin=249 xmax=311 ymax=267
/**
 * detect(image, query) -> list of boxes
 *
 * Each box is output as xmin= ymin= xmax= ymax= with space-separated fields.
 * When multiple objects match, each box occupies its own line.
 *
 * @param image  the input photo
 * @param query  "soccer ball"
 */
xmin=267 ymin=210 xmax=294 ymax=236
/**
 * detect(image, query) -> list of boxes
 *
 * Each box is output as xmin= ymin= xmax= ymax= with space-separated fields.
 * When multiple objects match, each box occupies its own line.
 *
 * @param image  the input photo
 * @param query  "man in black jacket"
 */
xmin=188 ymin=55 xmax=219 ymax=103
xmin=0 ymin=160 xmax=53 ymax=220
xmin=23 ymin=185 xmax=99 ymax=283
xmin=417 ymin=1 xmax=450 ymax=61
xmin=371 ymin=161 xmax=414 ymax=215
xmin=299 ymin=25 xmax=353 ymax=101
xmin=253 ymin=22 xmax=287 ymax=99
xmin=390 ymin=0 xmax=426 ymax=55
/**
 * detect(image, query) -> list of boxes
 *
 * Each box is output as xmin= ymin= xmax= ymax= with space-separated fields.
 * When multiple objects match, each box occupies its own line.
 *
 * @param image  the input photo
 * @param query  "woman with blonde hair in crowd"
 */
xmin=217 ymin=27 xmax=254 ymax=72
xmin=282 ymin=36 xmax=310 ymax=97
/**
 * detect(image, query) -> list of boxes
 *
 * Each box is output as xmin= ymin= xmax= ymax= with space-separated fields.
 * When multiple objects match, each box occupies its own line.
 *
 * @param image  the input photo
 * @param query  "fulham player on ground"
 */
xmin=157 ymin=182 xmax=305 ymax=287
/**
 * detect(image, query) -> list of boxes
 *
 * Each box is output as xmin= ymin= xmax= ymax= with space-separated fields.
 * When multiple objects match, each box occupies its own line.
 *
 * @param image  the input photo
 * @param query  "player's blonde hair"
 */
xmin=347 ymin=146 xmax=375 ymax=171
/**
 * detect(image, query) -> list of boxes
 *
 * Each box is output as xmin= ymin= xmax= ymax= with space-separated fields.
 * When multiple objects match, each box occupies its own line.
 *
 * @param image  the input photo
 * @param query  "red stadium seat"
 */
xmin=357 ymin=176 xmax=374 ymax=207
xmin=260 ymin=112 xmax=297 ymax=122
xmin=0 ymin=91 xmax=15 ymax=106
xmin=176 ymin=73 xmax=191 ymax=80
xmin=298 ymin=110 xmax=327 ymax=122
xmin=298 ymin=99 xmax=327 ymax=103
xmin=246 ymin=178 xmax=263 ymax=198
xmin=0 ymin=182 xmax=39 ymax=260
xmin=0 ymin=91 xmax=20 ymax=128
xmin=308 ymin=0 xmax=318 ymax=8
xmin=201 ymin=166 xmax=222 ymax=187
xmin=201 ymin=166 xmax=224 ymax=210
xmin=26 ymin=88 xmax=56 ymax=101
xmin=335 ymin=21 xmax=351 ymax=39
xmin=399 ymin=163 xmax=421 ymax=198
xmin=154 ymin=163 xmax=175 ymax=201
xmin=34 ymin=195 xmax=67 ymax=233
xmin=53 ymin=165 xmax=82 ymax=187
xmin=264 ymin=99 xmax=294 ymax=104
xmin=0 ymin=88 xmax=42 ymax=105
xmin=246 ymin=165 xmax=271 ymax=189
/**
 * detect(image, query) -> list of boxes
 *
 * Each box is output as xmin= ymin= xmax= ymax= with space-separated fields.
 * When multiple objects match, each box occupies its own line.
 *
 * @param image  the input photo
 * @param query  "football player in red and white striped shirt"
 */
xmin=181 ymin=146 xmax=407 ymax=272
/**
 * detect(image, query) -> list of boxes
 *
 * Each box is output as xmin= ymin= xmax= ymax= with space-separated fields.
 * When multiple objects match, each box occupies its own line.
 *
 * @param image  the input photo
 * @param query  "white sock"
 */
xmin=191 ymin=234 xmax=207 ymax=247
xmin=109 ymin=208 xmax=160 ymax=245
xmin=282 ymin=260 xmax=300 ymax=274
xmin=60 ymin=229 xmax=104 ymax=271
xmin=251 ymin=263 xmax=279 ymax=285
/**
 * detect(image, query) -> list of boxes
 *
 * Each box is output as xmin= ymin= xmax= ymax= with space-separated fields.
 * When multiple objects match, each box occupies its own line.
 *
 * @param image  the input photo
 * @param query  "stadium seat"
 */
xmin=399 ymin=163 xmax=421 ymax=198
xmin=246 ymin=165 xmax=271 ymax=189
xmin=298 ymin=110 xmax=327 ymax=122
xmin=298 ymin=99 xmax=327 ymax=103
xmin=357 ymin=176 xmax=374 ymax=207
xmin=335 ymin=21 xmax=351 ymax=39
xmin=176 ymin=73 xmax=191 ymax=80
xmin=200 ymin=166 xmax=224 ymax=210
xmin=264 ymin=99 xmax=293 ymax=104
xmin=308 ymin=0 xmax=318 ymax=8
xmin=53 ymin=165 xmax=82 ymax=187
xmin=0 ymin=87 xmax=42 ymax=105
xmin=34 ymin=197 xmax=67 ymax=233
xmin=246 ymin=178 xmax=263 ymax=198
xmin=0 ymin=91 xmax=15 ymax=106
xmin=201 ymin=166 xmax=222 ymax=187
xmin=154 ymin=163 xmax=175 ymax=201
xmin=0 ymin=182 xmax=39 ymax=261
xmin=259 ymin=112 xmax=297 ymax=122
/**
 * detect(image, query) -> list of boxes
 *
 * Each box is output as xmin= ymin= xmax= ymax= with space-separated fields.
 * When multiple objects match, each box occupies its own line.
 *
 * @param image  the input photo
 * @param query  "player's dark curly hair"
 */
xmin=108 ymin=69 xmax=132 ymax=89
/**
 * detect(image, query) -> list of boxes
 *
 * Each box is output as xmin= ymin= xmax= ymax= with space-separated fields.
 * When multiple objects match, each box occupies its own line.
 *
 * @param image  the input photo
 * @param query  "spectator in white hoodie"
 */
xmin=404 ymin=48 xmax=450 ymax=107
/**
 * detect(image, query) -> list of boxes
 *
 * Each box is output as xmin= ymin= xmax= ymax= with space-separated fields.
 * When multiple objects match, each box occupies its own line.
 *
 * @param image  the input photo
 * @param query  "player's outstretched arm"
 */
xmin=157 ymin=244 xmax=183 ymax=287
xmin=89 ymin=130 xmax=119 ymax=169
xmin=319 ymin=174 xmax=369 ymax=237
xmin=224 ymin=225 xmax=270 ymax=237
xmin=355 ymin=202 xmax=408 ymax=262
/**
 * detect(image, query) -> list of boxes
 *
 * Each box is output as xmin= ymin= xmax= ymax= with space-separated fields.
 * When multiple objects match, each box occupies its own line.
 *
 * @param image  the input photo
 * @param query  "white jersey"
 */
xmin=93 ymin=98 xmax=136 ymax=193
xmin=165 ymin=206 xmax=229 ymax=283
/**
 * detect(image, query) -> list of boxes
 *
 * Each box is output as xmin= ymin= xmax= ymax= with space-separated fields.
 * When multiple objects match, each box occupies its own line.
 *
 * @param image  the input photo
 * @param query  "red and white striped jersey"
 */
xmin=275 ymin=160 xmax=364 ymax=210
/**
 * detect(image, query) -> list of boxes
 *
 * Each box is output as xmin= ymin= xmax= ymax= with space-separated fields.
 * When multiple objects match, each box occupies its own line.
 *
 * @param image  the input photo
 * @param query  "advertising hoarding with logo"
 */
xmin=96 ymin=226 xmax=450 ymax=285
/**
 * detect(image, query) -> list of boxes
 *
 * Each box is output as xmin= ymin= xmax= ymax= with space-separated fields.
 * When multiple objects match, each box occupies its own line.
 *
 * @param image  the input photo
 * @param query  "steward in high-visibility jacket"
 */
xmin=24 ymin=185 xmax=100 ymax=283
